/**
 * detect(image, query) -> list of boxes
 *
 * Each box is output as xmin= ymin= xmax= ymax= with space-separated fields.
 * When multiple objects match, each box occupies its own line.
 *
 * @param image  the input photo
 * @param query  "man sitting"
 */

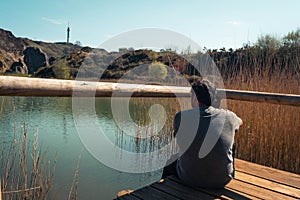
xmin=162 ymin=80 xmax=243 ymax=188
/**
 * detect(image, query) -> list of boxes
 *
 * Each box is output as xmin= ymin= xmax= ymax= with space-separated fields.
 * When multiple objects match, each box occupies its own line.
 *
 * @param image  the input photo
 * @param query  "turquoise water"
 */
xmin=0 ymin=96 xmax=169 ymax=199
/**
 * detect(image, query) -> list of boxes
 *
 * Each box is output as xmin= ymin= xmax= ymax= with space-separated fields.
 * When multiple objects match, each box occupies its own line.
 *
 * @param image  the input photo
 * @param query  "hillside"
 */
xmin=0 ymin=28 xmax=82 ymax=76
xmin=0 ymin=28 xmax=197 ymax=82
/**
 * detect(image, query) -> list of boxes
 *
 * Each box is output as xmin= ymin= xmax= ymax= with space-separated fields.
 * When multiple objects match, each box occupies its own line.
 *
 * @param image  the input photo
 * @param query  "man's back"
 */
xmin=174 ymin=106 xmax=242 ymax=188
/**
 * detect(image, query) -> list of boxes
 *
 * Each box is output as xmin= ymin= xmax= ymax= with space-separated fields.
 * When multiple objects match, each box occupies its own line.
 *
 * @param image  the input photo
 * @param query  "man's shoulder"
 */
xmin=206 ymin=107 xmax=237 ymax=116
xmin=175 ymin=108 xmax=202 ymax=117
xmin=175 ymin=107 xmax=239 ymax=119
xmin=176 ymin=108 xmax=195 ymax=114
xmin=209 ymin=107 xmax=241 ymax=126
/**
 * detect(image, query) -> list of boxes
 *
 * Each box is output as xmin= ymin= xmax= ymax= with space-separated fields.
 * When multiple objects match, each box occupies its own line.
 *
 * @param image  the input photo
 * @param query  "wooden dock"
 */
xmin=115 ymin=159 xmax=300 ymax=200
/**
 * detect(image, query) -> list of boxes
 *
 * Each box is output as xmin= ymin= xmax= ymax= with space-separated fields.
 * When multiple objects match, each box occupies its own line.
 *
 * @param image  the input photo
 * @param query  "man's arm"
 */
xmin=229 ymin=110 xmax=243 ymax=131
xmin=173 ymin=112 xmax=181 ymax=137
xmin=239 ymin=118 xmax=243 ymax=126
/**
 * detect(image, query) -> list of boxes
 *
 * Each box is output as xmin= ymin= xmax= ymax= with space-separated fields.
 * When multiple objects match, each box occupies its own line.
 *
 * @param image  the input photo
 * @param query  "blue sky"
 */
xmin=1 ymin=0 xmax=299 ymax=50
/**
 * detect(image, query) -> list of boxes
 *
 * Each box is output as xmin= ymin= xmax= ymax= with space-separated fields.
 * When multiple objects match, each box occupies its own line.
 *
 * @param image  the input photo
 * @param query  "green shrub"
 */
xmin=148 ymin=62 xmax=167 ymax=80
xmin=53 ymin=63 xmax=70 ymax=79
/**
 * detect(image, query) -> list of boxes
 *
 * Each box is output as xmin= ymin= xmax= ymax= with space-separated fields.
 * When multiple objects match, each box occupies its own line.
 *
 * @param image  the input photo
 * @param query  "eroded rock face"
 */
xmin=0 ymin=61 xmax=4 ymax=72
xmin=48 ymin=56 xmax=56 ymax=65
xmin=23 ymin=47 xmax=47 ymax=74
xmin=9 ymin=58 xmax=28 ymax=74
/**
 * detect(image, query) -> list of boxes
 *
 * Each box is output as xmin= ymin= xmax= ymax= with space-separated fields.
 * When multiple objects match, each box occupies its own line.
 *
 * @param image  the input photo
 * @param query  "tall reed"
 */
xmin=220 ymin=48 xmax=300 ymax=174
xmin=0 ymin=125 xmax=56 ymax=199
xmin=0 ymin=96 xmax=56 ymax=199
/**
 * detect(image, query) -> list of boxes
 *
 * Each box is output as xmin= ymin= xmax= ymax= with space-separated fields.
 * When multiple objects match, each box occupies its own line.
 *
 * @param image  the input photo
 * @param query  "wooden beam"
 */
xmin=0 ymin=76 xmax=300 ymax=106
xmin=219 ymin=89 xmax=300 ymax=107
xmin=0 ymin=76 xmax=190 ymax=98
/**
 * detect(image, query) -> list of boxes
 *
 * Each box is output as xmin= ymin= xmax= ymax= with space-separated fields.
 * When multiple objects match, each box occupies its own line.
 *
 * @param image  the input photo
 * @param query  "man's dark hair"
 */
xmin=191 ymin=80 xmax=220 ymax=107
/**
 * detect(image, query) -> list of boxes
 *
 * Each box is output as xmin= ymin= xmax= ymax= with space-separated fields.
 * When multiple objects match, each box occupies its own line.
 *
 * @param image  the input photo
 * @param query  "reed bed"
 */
xmin=114 ymin=97 xmax=190 ymax=166
xmin=0 ymin=125 xmax=56 ymax=200
xmin=212 ymin=45 xmax=300 ymax=173
xmin=224 ymin=69 xmax=300 ymax=174
xmin=0 ymin=97 xmax=78 ymax=200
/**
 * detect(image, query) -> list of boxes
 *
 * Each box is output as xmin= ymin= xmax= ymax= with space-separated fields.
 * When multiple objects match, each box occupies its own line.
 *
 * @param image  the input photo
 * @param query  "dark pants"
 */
xmin=162 ymin=144 xmax=236 ymax=180
xmin=161 ymin=154 xmax=179 ymax=179
xmin=232 ymin=142 xmax=236 ymax=178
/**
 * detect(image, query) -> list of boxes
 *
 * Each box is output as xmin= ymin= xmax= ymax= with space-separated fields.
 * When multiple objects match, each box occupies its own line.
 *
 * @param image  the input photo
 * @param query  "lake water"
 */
xmin=0 ymin=96 xmax=186 ymax=199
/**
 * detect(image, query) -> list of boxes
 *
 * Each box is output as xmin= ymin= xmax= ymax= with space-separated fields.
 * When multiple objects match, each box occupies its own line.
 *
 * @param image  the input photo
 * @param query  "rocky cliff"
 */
xmin=0 ymin=28 xmax=82 ymax=76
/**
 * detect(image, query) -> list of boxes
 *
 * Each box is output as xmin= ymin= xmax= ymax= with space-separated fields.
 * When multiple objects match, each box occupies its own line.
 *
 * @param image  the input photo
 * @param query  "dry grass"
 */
xmin=228 ymin=100 xmax=300 ymax=173
xmin=67 ymin=155 xmax=80 ymax=200
xmin=115 ymin=98 xmax=187 ymax=154
xmin=0 ymin=125 xmax=56 ymax=200
xmin=223 ymin=60 xmax=300 ymax=174
xmin=0 ymin=98 xmax=79 ymax=199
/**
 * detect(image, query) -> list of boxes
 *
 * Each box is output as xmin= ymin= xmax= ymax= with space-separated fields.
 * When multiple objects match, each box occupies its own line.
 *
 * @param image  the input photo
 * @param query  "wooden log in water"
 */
xmin=0 ymin=76 xmax=300 ymax=106
xmin=0 ymin=76 xmax=190 ymax=97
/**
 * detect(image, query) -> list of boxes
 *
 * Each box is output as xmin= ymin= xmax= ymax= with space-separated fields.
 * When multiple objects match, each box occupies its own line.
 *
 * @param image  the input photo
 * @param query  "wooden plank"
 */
xmin=219 ymin=89 xmax=300 ymax=106
xmin=168 ymin=176 xmax=257 ymax=200
xmin=115 ymin=194 xmax=141 ymax=200
xmin=151 ymin=179 xmax=222 ymax=200
xmin=226 ymin=179 xmax=298 ymax=200
xmin=203 ymin=187 xmax=258 ymax=200
xmin=131 ymin=186 xmax=180 ymax=200
xmin=115 ymin=159 xmax=300 ymax=199
xmin=169 ymin=173 xmax=299 ymax=200
xmin=235 ymin=171 xmax=300 ymax=199
xmin=1 ymin=76 xmax=300 ymax=106
xmin=235 ymin=159 xmax=300 ymax=189
xmin=116 ymin=165 xmax=299 ymax=200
